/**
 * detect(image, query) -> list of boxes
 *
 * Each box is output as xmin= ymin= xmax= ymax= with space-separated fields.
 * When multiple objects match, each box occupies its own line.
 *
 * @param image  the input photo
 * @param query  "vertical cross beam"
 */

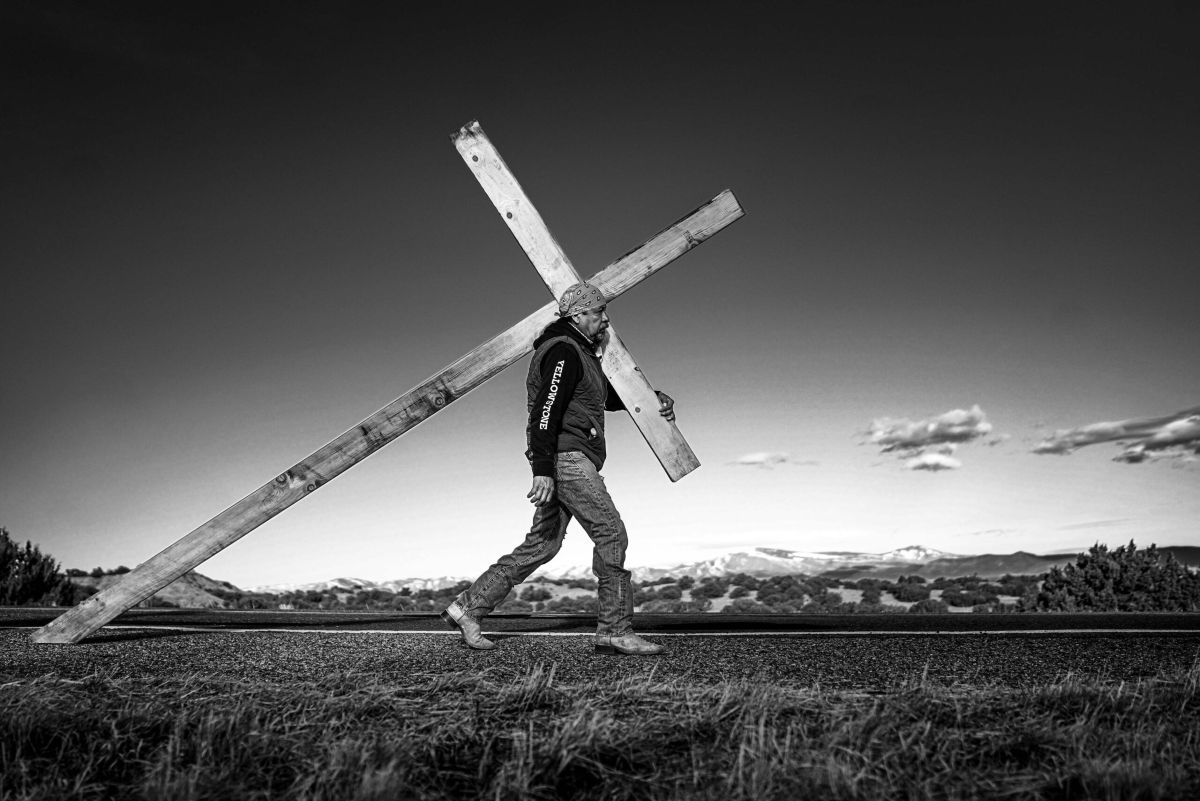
xmin=452 ymin=121 xmax=699 ymax=481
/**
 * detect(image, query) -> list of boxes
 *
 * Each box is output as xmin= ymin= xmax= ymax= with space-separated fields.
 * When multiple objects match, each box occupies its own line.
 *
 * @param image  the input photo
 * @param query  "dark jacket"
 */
xmin=525 ymin=318 xmax=625 ymax=476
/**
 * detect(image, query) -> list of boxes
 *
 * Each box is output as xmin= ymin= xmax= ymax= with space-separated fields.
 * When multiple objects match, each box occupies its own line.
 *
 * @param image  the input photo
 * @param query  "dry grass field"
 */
xmin=2 ymin=626 xmax=1199 ymax=800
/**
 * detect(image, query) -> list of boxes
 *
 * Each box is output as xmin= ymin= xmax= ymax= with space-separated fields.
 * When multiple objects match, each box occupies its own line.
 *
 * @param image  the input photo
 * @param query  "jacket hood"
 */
xmin=533 ymin=316 xmax=595 ymax=352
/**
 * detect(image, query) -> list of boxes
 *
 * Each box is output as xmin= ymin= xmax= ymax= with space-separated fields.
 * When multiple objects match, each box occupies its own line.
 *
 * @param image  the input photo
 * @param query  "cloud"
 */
xmin=1112 ymin=446 xmax=1199 ymax=466
xmin=866 ymin=405 xmax=992 ymax=469
xmin=868 ymin=405 xmax=993 ymax=453
xmin=905 ymin=453 xmax=962 ymax=471
xmin=729 ymin=452 xmax=817 ymax=468
xmin=1056 ymin=519 xmax=1132 ymax=531
xmin=1033 ymin=406 xmax=1200 ymax=463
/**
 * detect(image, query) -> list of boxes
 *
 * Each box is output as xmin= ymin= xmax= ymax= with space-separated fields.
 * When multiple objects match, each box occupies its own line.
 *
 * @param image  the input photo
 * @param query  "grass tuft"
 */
xmin=2 ymin=659 xmax=1199 ymax=800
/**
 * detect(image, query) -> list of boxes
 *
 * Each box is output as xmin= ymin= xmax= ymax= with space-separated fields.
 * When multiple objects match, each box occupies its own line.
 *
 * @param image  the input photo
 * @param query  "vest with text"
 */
xmin=525 ymin=335 xmax=608 ymax=470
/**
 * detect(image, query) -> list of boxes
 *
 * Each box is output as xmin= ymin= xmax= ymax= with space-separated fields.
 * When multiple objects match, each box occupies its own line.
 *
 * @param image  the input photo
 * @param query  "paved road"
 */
xmin=2 ymin=628 xmax=1197 ymax=690
xmin=4 ymin=610 xmax=1198 ymax=690
xmin=5 ymin=607 xmax=1200 ymax=633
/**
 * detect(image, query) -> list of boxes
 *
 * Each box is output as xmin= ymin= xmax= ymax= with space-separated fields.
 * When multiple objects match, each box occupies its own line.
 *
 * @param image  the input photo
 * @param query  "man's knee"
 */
xmin=541 ymin=536 xmax=565 ymax=561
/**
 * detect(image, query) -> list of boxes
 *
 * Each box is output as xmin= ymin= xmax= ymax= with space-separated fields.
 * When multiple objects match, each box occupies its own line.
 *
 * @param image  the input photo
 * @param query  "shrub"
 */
xmin=972 ymin=602 xmax=1018 ymax=613
xmin=566 ymin=578 xmax=597 ymax=590
xmin=801 ymin=593 xmax=856 ymax=613
xmin=641 ymin=599 xmax=710 ymax=613
xmin=995 ymin=574 xmax=1040 ymax=597
xmin=941 ymin=588 xmax=997 ymax=608
xmin=908 ymin=598 xmax=950 ymax=614
xmin=519 ymin=585 xmax=553 ymax=602
xmin=1034 ymin=541 xmax=1200 ymax=612
xmin=721 ymin=597 xmax=776 ymax=614
xmin=690 ymin=581 xmax=727 ymax=600
xmin=728 ymin=573 xmax=760 ymax=589
xmin=1 ymin=527 xmax=76 ymax=606
xmin=540 ymin=595 xmax=597 ymax=614
xmin=893 ymin=583 xmax=930 ymax=602
xmin=495 ymin=597 xmax=533 ymax=613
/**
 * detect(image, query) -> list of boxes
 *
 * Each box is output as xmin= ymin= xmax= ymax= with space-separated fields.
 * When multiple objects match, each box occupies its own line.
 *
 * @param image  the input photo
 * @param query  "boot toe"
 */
xmin=595 ymin=634 xmax=665 ymax=656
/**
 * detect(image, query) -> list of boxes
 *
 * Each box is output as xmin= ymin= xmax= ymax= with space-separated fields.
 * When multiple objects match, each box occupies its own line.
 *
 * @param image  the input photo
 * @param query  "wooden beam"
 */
xmin=31 ymin=189 xmax=743 ymax=644
xmin=452 ymin=120 xmax=701 ymax=481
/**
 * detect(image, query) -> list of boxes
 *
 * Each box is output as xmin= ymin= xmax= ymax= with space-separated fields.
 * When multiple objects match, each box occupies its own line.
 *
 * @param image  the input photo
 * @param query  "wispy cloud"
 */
xmin=1056 ymin=519 xmax=1132 ymax=531
xmin=905 ymin=453 xmax=962 ymax=471
xmin=729 ymin=452 xmax=817 ymax=468
xmin=1033 ymin=406 xmax=1200 ymax=464
xmin=866 ymin=405 xmax=992 ymax=469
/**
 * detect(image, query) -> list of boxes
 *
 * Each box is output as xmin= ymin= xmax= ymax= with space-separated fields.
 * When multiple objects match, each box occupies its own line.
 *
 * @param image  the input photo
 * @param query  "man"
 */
xmin=441 ymin=281 xmax=675 ymax=655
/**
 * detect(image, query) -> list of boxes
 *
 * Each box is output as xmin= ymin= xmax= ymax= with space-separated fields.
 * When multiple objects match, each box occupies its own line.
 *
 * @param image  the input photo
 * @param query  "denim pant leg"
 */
xmin=457 ymin=497 xmax=571 ymax=619
xmin=554 ymin=451 xmax=633 ymax=636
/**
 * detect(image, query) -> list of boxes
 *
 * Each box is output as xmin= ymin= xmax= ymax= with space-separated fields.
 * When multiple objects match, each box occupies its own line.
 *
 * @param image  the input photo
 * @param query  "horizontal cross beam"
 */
xmin=31 ymin=189 xmax=743 ymax=644
xmin=453 ymin=121 xmax=698 ymax=480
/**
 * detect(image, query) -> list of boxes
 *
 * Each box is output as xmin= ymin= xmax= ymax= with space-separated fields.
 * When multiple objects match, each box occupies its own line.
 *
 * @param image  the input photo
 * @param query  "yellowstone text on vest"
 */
xmin=538 ymin=360 xmax=565 ymax=430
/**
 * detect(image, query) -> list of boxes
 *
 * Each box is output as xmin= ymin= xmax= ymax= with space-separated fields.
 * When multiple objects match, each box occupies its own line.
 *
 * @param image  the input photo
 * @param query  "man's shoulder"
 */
xmin=533 ymin=338 xmax=584 ymax=376
xmin=537 ymin=336 xmax=586 ymax=360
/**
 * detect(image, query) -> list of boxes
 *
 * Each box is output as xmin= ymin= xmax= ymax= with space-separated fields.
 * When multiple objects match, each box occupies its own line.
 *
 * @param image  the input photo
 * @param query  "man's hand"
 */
xmin=656 ymin=390 xmax=676 ymax=423
xmin=527 ymin=476 xmax=555 ymax=506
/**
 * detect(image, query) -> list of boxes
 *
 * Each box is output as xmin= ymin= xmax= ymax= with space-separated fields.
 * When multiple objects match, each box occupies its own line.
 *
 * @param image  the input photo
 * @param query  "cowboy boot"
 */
xmin=440 ymin=601 xmax=496 ymax=650
xmin=594 ymin=632 xmax=665 ymax=656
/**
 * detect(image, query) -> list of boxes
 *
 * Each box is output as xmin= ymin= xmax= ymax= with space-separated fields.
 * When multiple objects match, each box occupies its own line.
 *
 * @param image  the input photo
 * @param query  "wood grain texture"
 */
xmin=452 ymin=120 xmax=705 ymax=480
xmin=451 ymin=120 xmax=578 ymax=299
xmin=31 ymin=189 xmax=743 ymax=644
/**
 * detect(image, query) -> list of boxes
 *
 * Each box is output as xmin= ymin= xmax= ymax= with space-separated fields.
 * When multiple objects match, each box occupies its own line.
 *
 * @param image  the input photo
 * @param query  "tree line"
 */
xmin=3 ymin=527 xmax=1198 ymax=613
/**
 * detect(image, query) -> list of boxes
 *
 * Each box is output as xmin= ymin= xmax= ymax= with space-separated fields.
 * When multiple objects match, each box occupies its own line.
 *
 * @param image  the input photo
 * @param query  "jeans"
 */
xmin=455 ymin=451 xmax=633 ymax=636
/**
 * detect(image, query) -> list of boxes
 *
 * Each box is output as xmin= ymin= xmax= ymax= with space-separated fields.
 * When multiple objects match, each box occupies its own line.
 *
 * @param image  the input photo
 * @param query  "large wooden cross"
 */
xmin=32 ymin=121 xmax=743 ymax=644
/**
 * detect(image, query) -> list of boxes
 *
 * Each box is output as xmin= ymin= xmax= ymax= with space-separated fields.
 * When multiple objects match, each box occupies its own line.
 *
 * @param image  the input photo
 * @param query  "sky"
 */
xmin=2 ymin=1 xmax=1197 ymax=588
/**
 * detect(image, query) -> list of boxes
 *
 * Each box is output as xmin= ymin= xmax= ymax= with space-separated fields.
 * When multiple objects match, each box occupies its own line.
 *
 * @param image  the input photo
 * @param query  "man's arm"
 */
xmin=604 ymin=380 xmax=626 ymax=412
xmin=606 ymin=383 xmax=675 ymax=421
xmin=526 ymin=342 xmax=582 ymax=478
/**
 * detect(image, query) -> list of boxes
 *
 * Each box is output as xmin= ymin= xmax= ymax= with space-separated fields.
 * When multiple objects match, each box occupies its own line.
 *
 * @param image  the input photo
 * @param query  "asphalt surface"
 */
xmin=3 ymin=610 xmax=1198 ymax=690
xmin=5 ymin=607 xmax=1200 ymax=633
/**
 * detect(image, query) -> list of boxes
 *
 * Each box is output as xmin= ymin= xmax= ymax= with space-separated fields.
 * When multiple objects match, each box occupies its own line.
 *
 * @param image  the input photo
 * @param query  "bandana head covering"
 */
xmin=557 ymin=282 xmax=606 ymax=317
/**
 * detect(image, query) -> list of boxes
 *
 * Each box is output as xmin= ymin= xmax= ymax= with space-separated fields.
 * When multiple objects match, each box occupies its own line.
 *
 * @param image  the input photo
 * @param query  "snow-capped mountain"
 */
xmin=531 ymin=545 xmax=966 ymax=583
xmin=245 ymin=576 xmax=470 ymax=594
xmin=244 ymin=546 xmax=970 ymax=592
xmin=190 ymin=545 xmax=1200 ymax=595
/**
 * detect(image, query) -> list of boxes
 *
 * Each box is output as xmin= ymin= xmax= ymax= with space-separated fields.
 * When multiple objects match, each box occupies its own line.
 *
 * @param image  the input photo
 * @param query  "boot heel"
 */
xmin=594 ymin=644 xmax=617 ymax=655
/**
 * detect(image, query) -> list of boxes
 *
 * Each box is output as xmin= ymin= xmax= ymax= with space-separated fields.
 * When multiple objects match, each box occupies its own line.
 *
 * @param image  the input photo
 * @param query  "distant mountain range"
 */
xmin=242 ymin=545 xmax=1200 ymax=593
xmin=244 ymin=576 xmax=473 ymax=595
xmin=525 ymin=545 xmax=1079 ymax=583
